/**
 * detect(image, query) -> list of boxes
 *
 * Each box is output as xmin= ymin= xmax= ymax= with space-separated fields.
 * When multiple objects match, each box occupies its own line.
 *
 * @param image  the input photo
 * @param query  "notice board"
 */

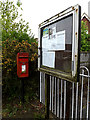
xmin=38 ymin=5 xmax=81 ymax=82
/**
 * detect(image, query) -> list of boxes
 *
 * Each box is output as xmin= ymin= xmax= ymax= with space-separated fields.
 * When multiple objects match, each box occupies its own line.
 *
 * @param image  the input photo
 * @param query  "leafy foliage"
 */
xmin=2 ymin=39 xmax=38 ymax=76
xmin=81 ymin=21 xmax=90 ymax=51
xmin=2 ymin=39 xmax=38 ymax=97
xmin=0 ymin=0 xmax=34 ymax=42
xmin=1 ymin=0 xmax=38 ymax=100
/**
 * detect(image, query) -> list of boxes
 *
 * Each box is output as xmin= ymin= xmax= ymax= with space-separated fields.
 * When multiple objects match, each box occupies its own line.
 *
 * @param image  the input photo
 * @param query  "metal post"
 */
xmin=87 ymin=72 xmax=89 ymax=118
xmin=42 ymin=72 xmax=45 ymax=104
xmin=60 ymin=79 xmax=63 ymax=119
xmin=64 ymin=81 xmax=66 ymax=119
xmin=57 ymin=78 xmax=59 ymax=118
xmin=80 ymin=69 xmax=84 ymax=118
xmin=42 ymin=73 xmax=44 ymax=104
xmin=75 ymin=82 xmax=78 ymax=118
xmin=80 ymin=66 xmax=90 ymax=119
xmin=54 ymin=77 xmax=56 ymax=115
xmin=40 ymin=72 xmax=42 ymax=102
xmin=45 ymin=74 xmax=50 ymax=119
xmin=71 ymin=82 xmax=74 ymax=118
xmin=50 ymin=76 xmax=52 ymax=110
xmin=52 ymin=77 xmax=54 ymax=113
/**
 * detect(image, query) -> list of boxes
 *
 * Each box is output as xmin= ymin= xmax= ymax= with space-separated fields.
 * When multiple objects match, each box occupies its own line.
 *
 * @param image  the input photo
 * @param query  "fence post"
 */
xmin=50 ymin=76 xmax=52 ymax=111
xmin=40 ymin=72 xmax=42 ymax=102
xmin=65 ymin=81 xmax=71 ymax=119
xmin=45 ymin=74 xmax=50 ymax=119
xmin=80 ymin=69 xmax=84 ymax=118
xmin=75 ymin=82 xmax=79 ymax=118
xmin=52 ymin=77 xmax=54 ymax=113
xmin=60 ymin=79 xmax=63 ymax=119
xmin=87 ymin=69 xmax=89 ymax=118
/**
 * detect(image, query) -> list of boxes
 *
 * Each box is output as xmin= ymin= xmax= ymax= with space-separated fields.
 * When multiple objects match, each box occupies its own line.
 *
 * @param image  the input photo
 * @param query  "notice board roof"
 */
xmin=39 ymin=4 xmax=80 ymax=28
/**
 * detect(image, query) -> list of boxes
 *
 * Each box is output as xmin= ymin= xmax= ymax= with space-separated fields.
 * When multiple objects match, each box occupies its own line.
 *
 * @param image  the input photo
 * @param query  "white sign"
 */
xmin=42 ymin=30 xmax=65 ymax=51
xmin=22 ymin=65 xmax=26 ymax=72
xmin=49 ymin=30 xmax=65 ymax=50
xmin=42 ymin=30 xmax=65 ymax=68
xmin=56 ymin=30 xmax=65 ymax=50
xmin=42 ymin=52 xmax=55 ymax=68
xmin=42 ymin=36 xmax=49 ymax=51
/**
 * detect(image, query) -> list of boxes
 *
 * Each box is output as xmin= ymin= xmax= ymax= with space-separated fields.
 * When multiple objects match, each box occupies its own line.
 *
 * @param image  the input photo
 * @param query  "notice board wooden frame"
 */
xmin=38 ymin=4 xmax=81 ymax=82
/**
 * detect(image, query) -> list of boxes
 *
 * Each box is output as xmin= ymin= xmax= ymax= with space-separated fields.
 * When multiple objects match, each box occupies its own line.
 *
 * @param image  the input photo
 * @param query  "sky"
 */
xmin=16 ymin=0 xmax=90 ymax=38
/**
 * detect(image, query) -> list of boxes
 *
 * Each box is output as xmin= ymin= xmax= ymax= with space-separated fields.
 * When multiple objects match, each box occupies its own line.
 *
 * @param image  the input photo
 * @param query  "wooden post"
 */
xmin=66 ymin=81 xmax=72 ymax=119
xmin=21 ymin=78 xmax=24 ymax=104
xmin=45 ymin=74 xmax=50 ymax=119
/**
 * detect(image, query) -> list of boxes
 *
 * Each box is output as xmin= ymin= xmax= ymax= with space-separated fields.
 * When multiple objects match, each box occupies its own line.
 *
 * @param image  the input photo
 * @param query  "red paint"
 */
xmin=17 ymin=52 xmax=29 ymax=78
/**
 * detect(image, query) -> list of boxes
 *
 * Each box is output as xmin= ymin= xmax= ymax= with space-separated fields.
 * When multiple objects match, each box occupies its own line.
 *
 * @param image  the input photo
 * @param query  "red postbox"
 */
xmin=17 ymin=52 xmax=29 ymax=78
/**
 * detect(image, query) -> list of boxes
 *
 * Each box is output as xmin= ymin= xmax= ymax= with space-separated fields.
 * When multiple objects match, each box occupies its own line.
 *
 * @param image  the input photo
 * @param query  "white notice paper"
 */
xmin=56 ymin=30 xmax=65 ymax=50
xmin=42 ymin=30 xmax=65 ymax=68
xmin=49 ymin=30 xmax=65 ymax=51
xmin=22 ymin=65 xmax=26 ymax=72
xmin=42 ymin=52 xmax=55 ymax=68
xmin=42 ymin=36 xmax=49 ymax=51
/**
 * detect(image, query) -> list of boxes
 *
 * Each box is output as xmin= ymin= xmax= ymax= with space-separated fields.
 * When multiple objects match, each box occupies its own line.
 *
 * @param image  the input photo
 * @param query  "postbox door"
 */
xmin=19 ymin=58 xmax=29 ymax=77
xmin=17 ymin=52 xmax=29 ymax=78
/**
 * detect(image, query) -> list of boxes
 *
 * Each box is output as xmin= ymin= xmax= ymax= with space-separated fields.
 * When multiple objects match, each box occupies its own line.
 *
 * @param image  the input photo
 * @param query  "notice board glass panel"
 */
xmin=41 ymin=14 xmax=73 ymax=74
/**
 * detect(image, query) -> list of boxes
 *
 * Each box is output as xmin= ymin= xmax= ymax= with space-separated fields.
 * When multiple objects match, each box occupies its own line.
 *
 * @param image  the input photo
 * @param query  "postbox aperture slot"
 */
xmin=19 ymin=56 xmax=28 ymax=58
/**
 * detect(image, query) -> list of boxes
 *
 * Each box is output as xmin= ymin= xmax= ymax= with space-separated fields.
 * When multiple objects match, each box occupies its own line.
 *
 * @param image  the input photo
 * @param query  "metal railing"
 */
xmin=40 ymin=66 xmax=90 ymax=119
